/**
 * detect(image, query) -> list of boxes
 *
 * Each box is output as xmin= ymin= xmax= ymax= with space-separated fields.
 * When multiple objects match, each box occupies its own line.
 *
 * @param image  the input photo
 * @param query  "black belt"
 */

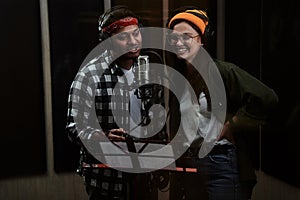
xmin=182 ymin=147 xmax=200 ymax=158
xmin=209 ymin=144 xmax=235 ymax=155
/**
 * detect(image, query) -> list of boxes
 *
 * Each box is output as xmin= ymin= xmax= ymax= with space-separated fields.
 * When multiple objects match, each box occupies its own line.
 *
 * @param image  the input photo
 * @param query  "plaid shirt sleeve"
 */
xmin=65 ymin=52 xmax=127 ymax=198
xmin=66 ymin=68 xmax=101 ymax=144
xmin=66 ymin=52 xmax=117 ymax=144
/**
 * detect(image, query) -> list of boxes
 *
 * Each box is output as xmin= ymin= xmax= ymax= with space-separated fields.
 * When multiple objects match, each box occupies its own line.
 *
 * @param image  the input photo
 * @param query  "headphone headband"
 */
xmin=98 ymin=5 xmax=139 ymax=42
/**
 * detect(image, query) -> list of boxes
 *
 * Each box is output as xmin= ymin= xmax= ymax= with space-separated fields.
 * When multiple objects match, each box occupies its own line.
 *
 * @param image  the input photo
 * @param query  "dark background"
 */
xmin=48 ymin=0 xmax=104 ymax=173
xmin=0 ymin=0 xmax=46 ymax=178
xmin=226 ymin=0 xmax=300 ymax=187
xmin=1 ymin=0 xmax=300 ymax=189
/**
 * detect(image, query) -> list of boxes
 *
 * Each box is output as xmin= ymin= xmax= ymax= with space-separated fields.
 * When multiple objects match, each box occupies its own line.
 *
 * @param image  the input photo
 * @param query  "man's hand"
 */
xmin=90 ymin=128 xmax=127 ymax=141
xmin=107 ymin=128 xmax=127 ymax=141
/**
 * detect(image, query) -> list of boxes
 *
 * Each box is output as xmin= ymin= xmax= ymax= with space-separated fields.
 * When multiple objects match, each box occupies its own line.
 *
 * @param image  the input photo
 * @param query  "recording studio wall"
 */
xmin=225 ymin=0 xmax=300 ymax=187
xmin=48 ymin=0 xmax=104 ymax=172
xmin=0 ymin=0 xmax=46 ymax=178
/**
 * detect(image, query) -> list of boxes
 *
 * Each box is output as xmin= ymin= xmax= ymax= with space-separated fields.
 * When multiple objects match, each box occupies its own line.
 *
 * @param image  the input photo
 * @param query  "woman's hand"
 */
xmin=217 ymin=117 xmax=237 ymax=144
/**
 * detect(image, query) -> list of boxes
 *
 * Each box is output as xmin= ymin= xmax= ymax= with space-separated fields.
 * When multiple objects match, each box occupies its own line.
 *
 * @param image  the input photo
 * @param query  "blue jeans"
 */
xmin=171 ymin=145 xmax=251 ymax=200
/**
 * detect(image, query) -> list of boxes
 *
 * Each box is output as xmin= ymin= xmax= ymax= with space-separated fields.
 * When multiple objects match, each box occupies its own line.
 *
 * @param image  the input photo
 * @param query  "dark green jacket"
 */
xmin=214 ymin=59 xmax=278 ymax=181
xmin=214 ymin=59 xmax=278 ymax=126
xmin=168 ymin=58 xmax=279 ymax=181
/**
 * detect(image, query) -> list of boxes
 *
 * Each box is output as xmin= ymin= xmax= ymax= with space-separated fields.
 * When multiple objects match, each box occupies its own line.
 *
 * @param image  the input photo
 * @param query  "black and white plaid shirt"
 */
xmin=66 ymin=50 xmax=166 ymax=199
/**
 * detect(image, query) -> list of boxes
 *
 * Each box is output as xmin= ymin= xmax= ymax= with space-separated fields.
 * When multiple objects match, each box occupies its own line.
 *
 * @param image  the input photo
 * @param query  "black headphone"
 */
xmin=98 ymin=5 xmax=142 ymax=42
xmin=185 ymin=10 xmax=214 ymax=38
xmin=98 ymin=5 xmax=127 ymax=42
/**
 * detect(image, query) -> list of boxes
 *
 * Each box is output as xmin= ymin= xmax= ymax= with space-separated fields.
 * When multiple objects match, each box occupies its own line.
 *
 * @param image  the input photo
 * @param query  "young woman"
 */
xmin=166 ymin=6 xmax=278 ymax=200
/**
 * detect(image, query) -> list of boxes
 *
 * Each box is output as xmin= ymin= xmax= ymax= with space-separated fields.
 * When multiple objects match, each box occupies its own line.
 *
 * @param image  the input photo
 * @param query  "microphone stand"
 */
xmin=126 ymin=53 xmax=167 ymax=152
xmin=125 ymin=85 xmax=153 ymax=153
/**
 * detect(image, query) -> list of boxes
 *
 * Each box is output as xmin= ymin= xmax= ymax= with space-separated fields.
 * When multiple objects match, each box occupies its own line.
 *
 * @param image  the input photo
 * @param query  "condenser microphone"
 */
xmin=137 ymin=55 xmax=150 ymax=85
xmin=134 ymin=55 xmax=152 ymax=100
xmin=132 ymin=55 xmax=153 ymax=127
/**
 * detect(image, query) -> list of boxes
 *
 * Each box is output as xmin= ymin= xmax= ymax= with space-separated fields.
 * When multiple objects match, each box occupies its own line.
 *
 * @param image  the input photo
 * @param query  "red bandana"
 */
xmin=102 ymin=17 xmax=138 ymax=34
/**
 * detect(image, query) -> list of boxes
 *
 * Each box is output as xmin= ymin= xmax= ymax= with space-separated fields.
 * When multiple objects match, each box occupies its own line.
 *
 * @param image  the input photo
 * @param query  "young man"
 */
xmin=66 ymin=5 xmax=161 ymax=200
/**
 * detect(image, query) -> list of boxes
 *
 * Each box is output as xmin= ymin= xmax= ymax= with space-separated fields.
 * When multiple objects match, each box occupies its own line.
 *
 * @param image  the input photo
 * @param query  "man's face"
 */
xmin=111 ymin=24 xmax=142 ymax=59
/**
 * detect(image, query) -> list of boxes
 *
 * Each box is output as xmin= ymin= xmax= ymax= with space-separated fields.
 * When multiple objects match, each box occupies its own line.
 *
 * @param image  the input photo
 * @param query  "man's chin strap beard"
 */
xmin=115 ymin=56 xmax=136 ymax=70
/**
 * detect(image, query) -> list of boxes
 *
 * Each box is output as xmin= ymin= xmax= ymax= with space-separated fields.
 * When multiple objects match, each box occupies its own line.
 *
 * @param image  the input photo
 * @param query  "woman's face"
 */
xmin=170 ymin=21 xmax=202 ymax=63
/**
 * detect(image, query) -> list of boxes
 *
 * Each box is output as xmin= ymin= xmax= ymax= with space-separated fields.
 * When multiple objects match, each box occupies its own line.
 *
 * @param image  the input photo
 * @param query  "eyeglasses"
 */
xmin=167 ymin=33 xmax=199 ymax=45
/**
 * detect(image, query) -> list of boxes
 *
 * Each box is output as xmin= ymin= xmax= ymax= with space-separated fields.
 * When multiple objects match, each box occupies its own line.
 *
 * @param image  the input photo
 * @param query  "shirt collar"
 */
xmin=109 ymin=58 xmax=138 ymax=76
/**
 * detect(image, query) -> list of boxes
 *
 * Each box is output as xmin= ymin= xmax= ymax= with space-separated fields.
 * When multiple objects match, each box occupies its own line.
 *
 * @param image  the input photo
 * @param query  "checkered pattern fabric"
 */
xmin=66 ymin=50 xmax=134 ymax=198
xmin=66 ymin=50 xmax=167 ymax=199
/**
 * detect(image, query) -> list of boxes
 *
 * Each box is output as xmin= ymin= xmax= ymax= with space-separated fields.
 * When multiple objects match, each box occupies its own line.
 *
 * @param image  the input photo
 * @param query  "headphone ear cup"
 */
xmin=99 ymin=31 xmax=109 ymax=42
xmin=98 ymin=5 xmax=138 ymax=43
xmin=204 ymin=23 xmax=214 ymax=38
